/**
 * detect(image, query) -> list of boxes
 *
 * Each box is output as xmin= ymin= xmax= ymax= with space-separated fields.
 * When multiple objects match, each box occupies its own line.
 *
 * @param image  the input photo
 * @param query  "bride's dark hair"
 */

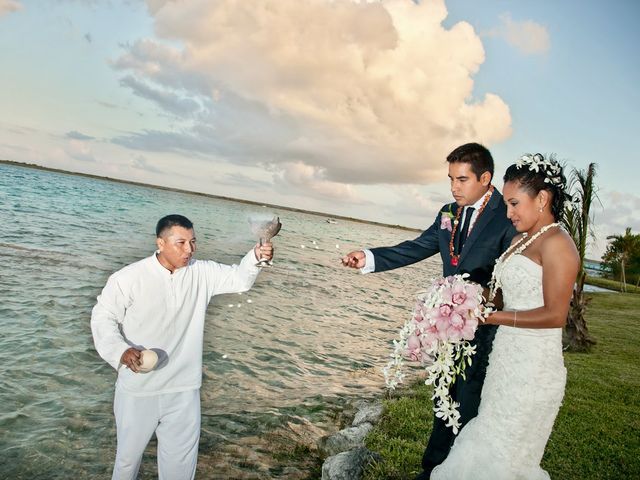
xmin=503 ymin=153 xmax=569 ymax=222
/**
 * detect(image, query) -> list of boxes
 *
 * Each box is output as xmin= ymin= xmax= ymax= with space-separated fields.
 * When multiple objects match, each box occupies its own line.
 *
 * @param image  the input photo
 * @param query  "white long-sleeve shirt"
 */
xmin=91 ymin=249 xmax=260 ymax=396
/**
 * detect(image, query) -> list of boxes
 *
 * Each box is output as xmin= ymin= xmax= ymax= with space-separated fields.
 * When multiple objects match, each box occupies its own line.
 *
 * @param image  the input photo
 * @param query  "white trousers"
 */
xmin=112 ymin=388 xmax=201 ymax=480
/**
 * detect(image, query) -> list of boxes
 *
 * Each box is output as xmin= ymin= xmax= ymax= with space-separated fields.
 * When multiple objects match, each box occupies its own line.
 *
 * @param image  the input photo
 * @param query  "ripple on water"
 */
xmin=0 ymin=163 xmax=442 ymax=478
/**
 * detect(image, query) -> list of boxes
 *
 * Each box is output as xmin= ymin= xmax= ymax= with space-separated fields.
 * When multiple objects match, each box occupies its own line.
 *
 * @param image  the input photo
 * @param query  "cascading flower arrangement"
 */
xmin=383 ymin=274 xmax=493 ymax=433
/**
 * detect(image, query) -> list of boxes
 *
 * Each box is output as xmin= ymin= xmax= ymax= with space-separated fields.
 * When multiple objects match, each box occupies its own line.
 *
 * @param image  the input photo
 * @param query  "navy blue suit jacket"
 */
xmin=370 ymin=189 xmax=515 ymax=286
xmin=370 ymin=189 xmax=516 ymax=474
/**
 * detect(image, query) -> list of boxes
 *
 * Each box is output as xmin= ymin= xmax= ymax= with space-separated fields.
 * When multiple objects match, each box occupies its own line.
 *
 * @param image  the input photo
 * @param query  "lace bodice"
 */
xmin=495 ymin=254 xmax=544 ymax=311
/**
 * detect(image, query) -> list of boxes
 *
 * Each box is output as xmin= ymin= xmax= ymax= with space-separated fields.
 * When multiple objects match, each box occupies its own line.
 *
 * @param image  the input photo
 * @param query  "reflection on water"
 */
xmin=0 ymin=163 xmax=441 ymax=478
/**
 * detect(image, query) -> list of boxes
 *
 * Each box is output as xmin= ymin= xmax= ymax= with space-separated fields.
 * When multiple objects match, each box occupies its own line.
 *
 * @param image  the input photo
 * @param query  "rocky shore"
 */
xmin=318 ymin=400 xmax=384 ymax=480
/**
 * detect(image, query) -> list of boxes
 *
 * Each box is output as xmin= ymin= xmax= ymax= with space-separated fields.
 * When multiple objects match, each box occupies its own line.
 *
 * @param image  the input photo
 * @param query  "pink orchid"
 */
xmin=429 ymin=303 xmax=453 ymax=325
xmin=435 ymin=317 xmax=452 ymax=340
xmin=440 ymin=215 xmax=452 ymax=231
xmin=445 ymin=313 xmax=465 ymax=342
xmin=406 ymin=335 xmax=422 ymax=361
xmin=460 ymin=317 xmax=479 ymax=340
xmin=451 ymin=283 xmax=481 ymax=311
xmin=448 ymin=313 xmax=477 ymax=340
xmin=420 ymin=332 xmax=438 ymax=350
xmin=439 ymin=304 xmax=453 ymax=317
xmin=439 ymin=286 xmax=454 ymax=304
xmin=446 ymin=313 xmax=478 ymax=341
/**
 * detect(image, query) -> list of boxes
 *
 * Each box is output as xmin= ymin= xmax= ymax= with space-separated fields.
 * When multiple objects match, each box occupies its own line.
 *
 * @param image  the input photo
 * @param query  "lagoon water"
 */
xmin=0 ymin=163 xmax=440 ymax=478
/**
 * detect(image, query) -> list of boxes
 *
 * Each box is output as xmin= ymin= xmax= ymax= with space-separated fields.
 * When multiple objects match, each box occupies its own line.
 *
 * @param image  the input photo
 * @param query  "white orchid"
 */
xmin=383 ymin=274 xmax=491 ymax=431
xmin=517 ymin=153 xmax=566 ymax=190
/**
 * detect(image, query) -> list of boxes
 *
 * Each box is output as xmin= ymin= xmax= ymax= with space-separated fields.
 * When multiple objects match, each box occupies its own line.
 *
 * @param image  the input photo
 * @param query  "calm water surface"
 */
xmin=0 ymin=163 xmax=440 ymax=478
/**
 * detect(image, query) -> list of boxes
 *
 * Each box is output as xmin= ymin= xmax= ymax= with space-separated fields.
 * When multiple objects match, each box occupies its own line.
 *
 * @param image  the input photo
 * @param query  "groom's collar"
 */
xmin=486 ymin=186 xmax=503 ymax=209
xmin=469 ymin=189 xmax=492 ymax=210
xmin=460 ymin=186 xmax=497 ymax=212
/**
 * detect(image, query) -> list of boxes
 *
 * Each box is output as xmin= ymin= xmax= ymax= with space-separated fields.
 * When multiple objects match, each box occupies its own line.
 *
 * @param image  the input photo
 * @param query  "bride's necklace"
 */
xmin=487 ymin=222 xmax=560 ymax=302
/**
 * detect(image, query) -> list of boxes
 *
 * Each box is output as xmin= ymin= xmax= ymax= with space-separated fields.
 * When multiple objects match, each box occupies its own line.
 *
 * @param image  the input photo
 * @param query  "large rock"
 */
xmin=321 ymin=447 xmax=382 ymax=480
xmin=319 ymin=423 xmax=373 ymax=457
xmin=352 ymin=401 xmax=384 ymax=427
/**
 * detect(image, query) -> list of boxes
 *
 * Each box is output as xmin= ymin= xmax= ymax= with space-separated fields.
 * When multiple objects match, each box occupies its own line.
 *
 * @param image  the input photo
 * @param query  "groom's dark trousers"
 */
xmin=370 ymin=191 xmax=515 ymax=478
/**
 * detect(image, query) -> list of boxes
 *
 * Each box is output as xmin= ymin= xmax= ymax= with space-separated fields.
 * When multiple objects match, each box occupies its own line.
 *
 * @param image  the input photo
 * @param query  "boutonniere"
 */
xmin=440 ymin=206 xmax=455 ymax=232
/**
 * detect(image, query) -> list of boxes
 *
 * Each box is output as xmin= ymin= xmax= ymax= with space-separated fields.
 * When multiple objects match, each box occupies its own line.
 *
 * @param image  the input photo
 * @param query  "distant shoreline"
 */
xmin=1 ymin=159 xmax=421 ymax=232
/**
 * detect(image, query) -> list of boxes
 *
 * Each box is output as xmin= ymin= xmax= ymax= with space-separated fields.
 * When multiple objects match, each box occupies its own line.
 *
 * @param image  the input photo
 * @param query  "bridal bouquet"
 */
xmin=383 ymin=274 xmax=492 ymax=433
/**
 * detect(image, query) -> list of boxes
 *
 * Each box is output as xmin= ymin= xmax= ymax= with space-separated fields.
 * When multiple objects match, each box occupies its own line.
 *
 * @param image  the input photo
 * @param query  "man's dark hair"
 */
xmin=156 ymin=214 xmax=194 ymax=237
xmin=446 ymin=142 xmax=494 ymax=181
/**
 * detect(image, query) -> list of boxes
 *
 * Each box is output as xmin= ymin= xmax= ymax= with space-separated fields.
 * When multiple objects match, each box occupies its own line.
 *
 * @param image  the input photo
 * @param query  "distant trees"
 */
xmin=562 ymin=163 xmax=598 ymax=352
xmin=602 ymin=228 xmax=640 ymax=291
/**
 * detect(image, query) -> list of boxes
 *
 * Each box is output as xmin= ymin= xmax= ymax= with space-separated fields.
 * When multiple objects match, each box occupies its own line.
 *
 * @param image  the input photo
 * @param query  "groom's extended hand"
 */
xmin=341 ymin=250 xmax=366 ymax=269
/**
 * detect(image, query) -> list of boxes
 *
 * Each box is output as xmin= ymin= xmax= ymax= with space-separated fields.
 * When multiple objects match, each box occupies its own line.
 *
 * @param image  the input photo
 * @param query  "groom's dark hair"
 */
xmin=446 ymin=143 xmax=494 ymax=181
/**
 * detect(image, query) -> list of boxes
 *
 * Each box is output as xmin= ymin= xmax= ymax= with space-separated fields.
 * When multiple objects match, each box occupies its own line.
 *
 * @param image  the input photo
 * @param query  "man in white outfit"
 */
xmin=91 ymin=214 xmax=273 ymax=480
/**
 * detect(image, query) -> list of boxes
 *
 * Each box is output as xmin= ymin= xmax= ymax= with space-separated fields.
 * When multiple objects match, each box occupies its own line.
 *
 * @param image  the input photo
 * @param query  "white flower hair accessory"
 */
xmin=515 ymin=153 xmax=566 ymax=190
xmin=564 ymin=193 xmax=581 ymax=213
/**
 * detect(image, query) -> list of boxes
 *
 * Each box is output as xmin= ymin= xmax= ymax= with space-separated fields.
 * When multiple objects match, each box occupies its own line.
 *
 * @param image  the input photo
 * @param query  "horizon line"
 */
xmin=1 ymin=158 xmax=422 ymax=233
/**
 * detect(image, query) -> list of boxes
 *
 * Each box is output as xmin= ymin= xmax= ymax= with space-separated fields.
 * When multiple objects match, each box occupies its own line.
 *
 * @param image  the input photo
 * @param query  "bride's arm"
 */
xmin=485 ymin=230 xmax=579 ymax=329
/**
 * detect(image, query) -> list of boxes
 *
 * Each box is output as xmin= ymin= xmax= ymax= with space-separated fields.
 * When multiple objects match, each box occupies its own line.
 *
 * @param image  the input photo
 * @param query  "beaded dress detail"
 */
xmin=431 ymin=254 xmax=566 ymax=480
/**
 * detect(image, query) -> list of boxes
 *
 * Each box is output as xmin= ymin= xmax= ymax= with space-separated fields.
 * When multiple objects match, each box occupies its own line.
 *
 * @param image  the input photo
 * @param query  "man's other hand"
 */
xmin=120 ymin=348 xmax=142 ymax=373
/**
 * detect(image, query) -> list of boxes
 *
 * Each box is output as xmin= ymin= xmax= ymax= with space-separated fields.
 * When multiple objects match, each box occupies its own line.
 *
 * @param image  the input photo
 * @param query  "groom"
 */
xmin=341 ymin=143 xmax=515 ymax=478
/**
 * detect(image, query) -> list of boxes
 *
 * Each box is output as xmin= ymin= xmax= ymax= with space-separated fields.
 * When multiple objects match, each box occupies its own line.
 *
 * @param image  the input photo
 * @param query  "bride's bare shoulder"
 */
xmin=542 ymin=228 xmax=578 ymax=259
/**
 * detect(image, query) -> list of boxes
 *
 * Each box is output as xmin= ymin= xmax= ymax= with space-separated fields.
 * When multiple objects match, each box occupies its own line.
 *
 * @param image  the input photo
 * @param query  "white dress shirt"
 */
xmin=91 ymin=250 xmax=260 ymax=396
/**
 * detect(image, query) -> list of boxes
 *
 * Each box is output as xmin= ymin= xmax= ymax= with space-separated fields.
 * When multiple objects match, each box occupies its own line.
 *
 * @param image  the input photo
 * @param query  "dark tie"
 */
xmin=457 ymin=206 xmax=475 ymax=253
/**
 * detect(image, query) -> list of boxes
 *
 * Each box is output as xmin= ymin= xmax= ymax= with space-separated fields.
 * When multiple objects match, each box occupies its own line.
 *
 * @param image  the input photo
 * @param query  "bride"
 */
xmin=431 ymin=153 xmax=579 ymax=480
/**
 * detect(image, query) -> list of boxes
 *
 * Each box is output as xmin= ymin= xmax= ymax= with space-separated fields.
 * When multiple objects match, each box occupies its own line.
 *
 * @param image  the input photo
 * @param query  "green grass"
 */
xmin=363 ymin=293 xmax=640 ymax=480
xmin=585 ymin=275 xmax=640 ymax=294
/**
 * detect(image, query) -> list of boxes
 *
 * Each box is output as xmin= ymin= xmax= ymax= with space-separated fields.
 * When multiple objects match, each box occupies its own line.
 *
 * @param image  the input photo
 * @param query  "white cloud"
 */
xmin=65 ymin=139 xmax=96 ymax=163
xmin=119 ymin=75 xmax=205 ymax=118
xmin=488 ymin=13 xmax=550 ymax=55
xmin=66 ymin=130 xmax=94 ymax=141
xmin=0 ymin=0 xmax=21 ymax=17
xmin=587 ymin=189 xmax=640 ymax=259
xmin=111 ymin=0 xmax=511 ymax=190
xmin=131 ymin=154 xmax=163 ymax=174
xmin=273 ymin=162 xmax=360 ymax=202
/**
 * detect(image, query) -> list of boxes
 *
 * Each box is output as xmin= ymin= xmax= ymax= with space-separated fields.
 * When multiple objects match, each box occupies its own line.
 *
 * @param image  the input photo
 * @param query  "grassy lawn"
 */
xmin=363 ymin=293 xmax=640 ymax=480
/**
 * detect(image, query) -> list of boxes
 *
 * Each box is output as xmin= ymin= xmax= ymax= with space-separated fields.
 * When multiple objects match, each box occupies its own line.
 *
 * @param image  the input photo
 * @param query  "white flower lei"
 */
xmin=487 ymin=222 xmax=561 ymax=302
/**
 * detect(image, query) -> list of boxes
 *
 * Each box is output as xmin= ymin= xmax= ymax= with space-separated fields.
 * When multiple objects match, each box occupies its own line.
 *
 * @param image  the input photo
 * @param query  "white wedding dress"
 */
xmin=431 ymin=254 xmax=566 ymax=480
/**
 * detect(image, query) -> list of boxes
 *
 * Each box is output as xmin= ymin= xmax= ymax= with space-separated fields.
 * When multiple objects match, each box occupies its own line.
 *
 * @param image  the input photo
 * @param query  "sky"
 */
xmin=1 ymin=0 xmax=639 ymax=258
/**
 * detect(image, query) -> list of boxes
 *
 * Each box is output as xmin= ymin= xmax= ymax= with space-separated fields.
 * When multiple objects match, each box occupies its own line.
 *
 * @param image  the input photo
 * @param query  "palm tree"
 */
xmin=561 ymin=163 xmax=598 ymax=352
xmin=604 ymin=228 xmax=640 ymax=292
